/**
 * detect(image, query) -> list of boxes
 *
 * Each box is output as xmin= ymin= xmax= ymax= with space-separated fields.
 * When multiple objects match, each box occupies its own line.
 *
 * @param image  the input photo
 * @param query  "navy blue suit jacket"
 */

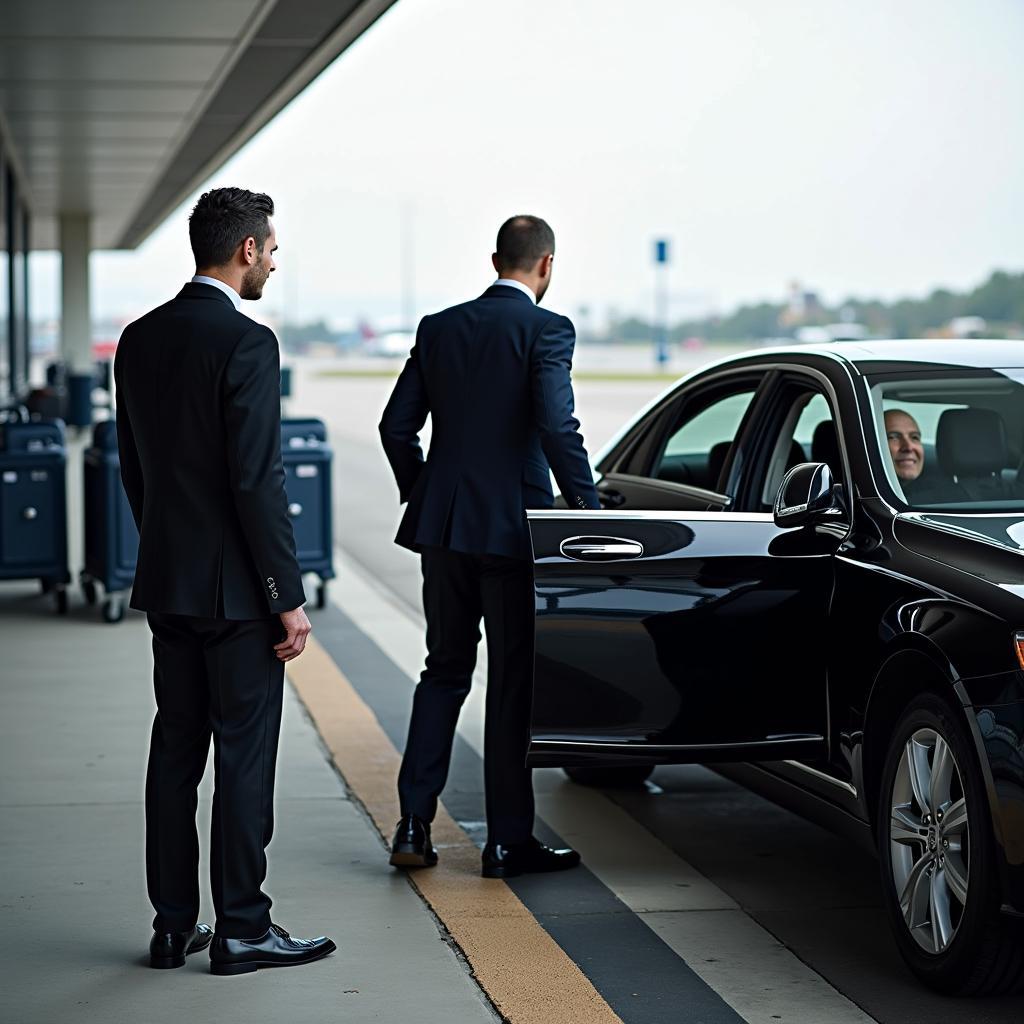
xmin=115 ymin=283 xmax=303 ymax=619
xmin=379 ymin=284 xmax=601 ymax=559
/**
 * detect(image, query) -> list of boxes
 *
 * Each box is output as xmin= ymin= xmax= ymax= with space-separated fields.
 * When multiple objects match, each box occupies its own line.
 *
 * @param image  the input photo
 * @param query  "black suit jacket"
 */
xmin=114 ymin=282 xmax=303 ymax=619
xmin=379 ymin=284 xmax=600 ymax=559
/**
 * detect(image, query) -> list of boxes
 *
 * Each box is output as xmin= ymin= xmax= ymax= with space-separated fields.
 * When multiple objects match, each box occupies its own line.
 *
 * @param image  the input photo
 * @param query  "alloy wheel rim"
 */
xmin=889 ymin=727 xmax=971 ymax=954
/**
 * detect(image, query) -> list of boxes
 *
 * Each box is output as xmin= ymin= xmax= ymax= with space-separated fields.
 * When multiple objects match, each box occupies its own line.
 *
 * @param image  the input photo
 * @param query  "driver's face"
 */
xmin=885 ymin=410 xmax=924 ymax=481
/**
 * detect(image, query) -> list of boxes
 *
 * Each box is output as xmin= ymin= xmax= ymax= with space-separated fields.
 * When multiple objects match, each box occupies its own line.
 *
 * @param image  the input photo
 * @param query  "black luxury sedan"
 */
xmin=526 ymin=340 xmax=1024 ymax=994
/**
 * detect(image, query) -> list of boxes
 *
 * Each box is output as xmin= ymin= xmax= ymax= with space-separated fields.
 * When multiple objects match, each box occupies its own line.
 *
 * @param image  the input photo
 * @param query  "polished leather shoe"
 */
xmin=389 ymin=814 xmax=438 ymax=868
xmin=209 ymin=923 xmax=336 ymax=976
xmin=149 ymin=923 xmax=213 ymax=969
xmin=481 ymin=838 xmax=582 ymax=879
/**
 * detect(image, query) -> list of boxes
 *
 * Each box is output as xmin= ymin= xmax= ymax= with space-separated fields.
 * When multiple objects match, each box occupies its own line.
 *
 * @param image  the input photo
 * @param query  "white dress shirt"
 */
xmin=191 ymin=274 xmax=242 ymax=312
xmin=493 ymin=278 xmax=537 ymax=303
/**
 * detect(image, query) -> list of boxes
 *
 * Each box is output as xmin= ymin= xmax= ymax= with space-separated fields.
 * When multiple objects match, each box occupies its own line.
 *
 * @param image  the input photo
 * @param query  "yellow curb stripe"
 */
xmin=287 ymin=636 xmax=623 ymax=1024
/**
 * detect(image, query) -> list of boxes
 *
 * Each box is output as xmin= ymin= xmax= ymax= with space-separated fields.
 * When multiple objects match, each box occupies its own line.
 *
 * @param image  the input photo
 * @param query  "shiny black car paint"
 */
xmin=528 ymin=341 xmax=1024 ymax=915
xmin=530 ymin=512 xmax=832 ymax=760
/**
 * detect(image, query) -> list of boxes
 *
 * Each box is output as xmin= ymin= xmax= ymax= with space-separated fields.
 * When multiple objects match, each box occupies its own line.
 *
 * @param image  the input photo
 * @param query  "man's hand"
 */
xmin=275 ymin=606 xmax=312 ymax=662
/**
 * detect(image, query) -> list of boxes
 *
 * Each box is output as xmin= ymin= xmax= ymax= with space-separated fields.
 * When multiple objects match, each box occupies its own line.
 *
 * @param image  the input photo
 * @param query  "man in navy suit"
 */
xmin=379 ymin=215 xmax=601 ymax=878
xmin=116 ymin=188 xmax=334 ymax=974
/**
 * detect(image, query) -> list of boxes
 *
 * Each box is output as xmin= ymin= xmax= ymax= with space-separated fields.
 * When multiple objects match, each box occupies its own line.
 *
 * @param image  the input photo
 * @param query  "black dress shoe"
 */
xmin=481 ymin=838 xmax=582 ymax=879
xmin=209 ymin=923 xmax=336 ymax=976
xmin=149 ymin=923 xmax=214 ymax=969
xmin=389 ymin=814 xmax=438 ymax=868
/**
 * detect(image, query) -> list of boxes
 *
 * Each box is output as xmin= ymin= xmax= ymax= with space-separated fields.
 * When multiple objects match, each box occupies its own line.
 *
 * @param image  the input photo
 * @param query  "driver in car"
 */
xmin=884 ymin=409 xmax=925 ymax=483
xmin=884 ymin=408 xmax=965 ymax=504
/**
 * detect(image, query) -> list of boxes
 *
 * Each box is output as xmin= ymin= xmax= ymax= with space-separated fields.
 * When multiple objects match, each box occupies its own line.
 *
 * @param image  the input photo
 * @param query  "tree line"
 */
xmin=609 ymin=269 xmax=1024 ymax=342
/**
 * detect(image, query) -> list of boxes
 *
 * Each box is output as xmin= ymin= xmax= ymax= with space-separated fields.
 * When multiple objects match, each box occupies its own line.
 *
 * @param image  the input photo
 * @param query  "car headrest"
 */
xmin=811 ymin=420 xmax=841 ymax=473
xmin=936 ymin=408 xmax=1008 ymax=478
xmin=707 ymin=440 xmax=732 ymax=491
xmin=786 ymin=439 xmax=806 ymax=470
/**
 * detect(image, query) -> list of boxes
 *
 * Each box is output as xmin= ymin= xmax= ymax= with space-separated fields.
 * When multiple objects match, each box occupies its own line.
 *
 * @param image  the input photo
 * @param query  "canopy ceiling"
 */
xmin=0 ymin=0 xmax=397 ymax=249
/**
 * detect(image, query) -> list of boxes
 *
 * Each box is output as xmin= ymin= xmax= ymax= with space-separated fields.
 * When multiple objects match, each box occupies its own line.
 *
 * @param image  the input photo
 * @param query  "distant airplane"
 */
xmin=358 ymin=320 xmax=416 ymax=358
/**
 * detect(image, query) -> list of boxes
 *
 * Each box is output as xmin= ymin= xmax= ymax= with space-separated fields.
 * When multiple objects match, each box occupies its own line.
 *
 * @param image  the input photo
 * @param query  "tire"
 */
xmin=876 ymin=692 xmax=1024 ymax=994
xmin=564 ymin=765 xmax=654 ymax=788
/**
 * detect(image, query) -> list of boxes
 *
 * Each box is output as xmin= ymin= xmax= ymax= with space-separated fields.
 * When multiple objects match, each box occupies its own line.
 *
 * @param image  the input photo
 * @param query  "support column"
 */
xmin=60 ymin=212 xmax=92 ymax=374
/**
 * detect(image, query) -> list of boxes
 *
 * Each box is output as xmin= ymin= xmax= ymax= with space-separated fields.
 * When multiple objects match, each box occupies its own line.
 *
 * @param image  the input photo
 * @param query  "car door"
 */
xmin=527 ymin=370 xmax=841 ymax=769
xmin=595 ymin=372 xmax=765 ymax=512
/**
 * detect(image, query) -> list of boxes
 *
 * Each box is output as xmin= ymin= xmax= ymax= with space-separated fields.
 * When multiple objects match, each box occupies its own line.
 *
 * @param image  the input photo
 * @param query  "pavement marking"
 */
xmin=287 ymin=635 xmax=623 ymax=1024
xmin=327 ymin=553 xmax=882 ymax=1024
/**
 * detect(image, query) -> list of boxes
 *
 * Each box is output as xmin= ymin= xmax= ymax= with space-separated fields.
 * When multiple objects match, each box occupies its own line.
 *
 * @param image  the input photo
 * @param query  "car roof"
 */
xmin=748 ymin=339 xmax=1024 ymax=373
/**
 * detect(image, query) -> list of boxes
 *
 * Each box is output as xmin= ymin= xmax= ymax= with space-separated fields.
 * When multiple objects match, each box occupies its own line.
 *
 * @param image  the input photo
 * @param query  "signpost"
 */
xmin=653 ymin=238 xmax=670 ymax=369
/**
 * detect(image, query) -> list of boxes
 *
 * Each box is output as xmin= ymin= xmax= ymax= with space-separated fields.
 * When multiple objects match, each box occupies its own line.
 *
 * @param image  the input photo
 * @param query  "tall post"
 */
xmin=400 ymin=199 xmax=415 ymax=331
xmin=60 ymin=212 xmax=92 ymax=374
xmin=653 ymin=238 xmax=670 ymax=369
xmin=60 ymin=212 xmax=96 ymax=427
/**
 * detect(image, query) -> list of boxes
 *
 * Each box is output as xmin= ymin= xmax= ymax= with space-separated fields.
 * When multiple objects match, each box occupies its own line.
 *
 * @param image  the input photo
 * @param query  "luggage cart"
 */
xmin=281 ymin=418 xmax=335 ymax=609
xmin=0 ymin=412 xmax=70 ymax=613
xmin=80 ymin=420 xmax=139 ymax=623
xmin=75 ymin=418 xmax=335 ymax=621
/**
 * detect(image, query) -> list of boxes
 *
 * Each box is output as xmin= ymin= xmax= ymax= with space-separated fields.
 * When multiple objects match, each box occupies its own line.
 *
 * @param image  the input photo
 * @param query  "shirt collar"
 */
xmin=493 ymin=278 xmax=537 ymax=303
xmin=191 ymin=275 xmax=242 ymax=311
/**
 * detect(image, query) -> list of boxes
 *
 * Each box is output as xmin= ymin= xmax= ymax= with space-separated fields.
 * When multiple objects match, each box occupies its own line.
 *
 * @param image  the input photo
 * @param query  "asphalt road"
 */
xmin=290 ymin=358 xmax=1024 ymax=1023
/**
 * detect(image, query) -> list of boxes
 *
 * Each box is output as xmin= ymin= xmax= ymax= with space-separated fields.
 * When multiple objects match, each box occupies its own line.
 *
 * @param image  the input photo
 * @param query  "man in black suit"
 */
xmin=379 ymin=215 xmax=601 ymax=878
xmin=115 ymin=187 xmax=335 ymax=976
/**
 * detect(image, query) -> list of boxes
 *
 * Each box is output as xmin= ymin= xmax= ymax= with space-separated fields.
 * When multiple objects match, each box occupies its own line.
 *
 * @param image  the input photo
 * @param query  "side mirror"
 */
xmin=774 ymin=462 xmax=843 ymax=528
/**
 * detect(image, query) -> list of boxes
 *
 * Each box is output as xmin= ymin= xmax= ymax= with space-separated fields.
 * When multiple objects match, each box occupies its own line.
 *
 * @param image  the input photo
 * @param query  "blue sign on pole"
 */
xmin=653 ymin=239 xmax=670 ymax=367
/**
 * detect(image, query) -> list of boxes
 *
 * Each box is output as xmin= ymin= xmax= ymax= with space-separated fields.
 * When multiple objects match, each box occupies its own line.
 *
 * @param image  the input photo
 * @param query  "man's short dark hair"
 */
xmin=495 ymin=215 xmax=555 ymax=273
xmin=189 ymin=187 xmax=274 ymax=268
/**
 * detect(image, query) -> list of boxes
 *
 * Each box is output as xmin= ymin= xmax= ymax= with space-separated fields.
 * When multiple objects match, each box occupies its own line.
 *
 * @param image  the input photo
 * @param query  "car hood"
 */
xmin=901 ymin=513 xmax=1024 ymax=552
xmin=894 ymin=513 xmax=1024 ymax=594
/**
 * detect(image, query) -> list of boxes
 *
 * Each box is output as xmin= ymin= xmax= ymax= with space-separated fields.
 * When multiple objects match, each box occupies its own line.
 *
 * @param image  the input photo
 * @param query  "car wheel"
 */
xmin=564 ymin=765 xmax=654 ymax=788
xmin=877 ymin=693 xmax=1024 ymax=994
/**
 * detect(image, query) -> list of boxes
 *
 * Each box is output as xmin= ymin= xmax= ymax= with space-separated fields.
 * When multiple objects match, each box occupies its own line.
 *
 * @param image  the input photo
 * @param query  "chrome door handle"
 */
xmin=559 ymin=536 xmax=645 ymax=561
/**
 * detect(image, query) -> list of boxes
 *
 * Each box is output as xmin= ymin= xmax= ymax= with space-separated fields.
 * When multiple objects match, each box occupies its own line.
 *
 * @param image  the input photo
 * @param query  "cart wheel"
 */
xmin=103 ymin=596 xmax=124 ymax=624
xmin=316 ymin=582 xmax=328 ymax=609
xmin=82 ymin=578 xmax=98 ymax=606
xmin=55 ymin=587 xmax=69 ymax=615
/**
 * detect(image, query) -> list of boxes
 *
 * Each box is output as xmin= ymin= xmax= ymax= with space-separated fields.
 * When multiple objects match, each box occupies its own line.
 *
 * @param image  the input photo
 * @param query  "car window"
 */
xmin=793 ymin=393 xmax=831 ymax=450
xmin=650 ymin=387 xmax=759 ymax=493
xmin=868 ymin=373 xmax=1024 ymax=511
xmin=757 ymin=387 xmax=845 ymax=511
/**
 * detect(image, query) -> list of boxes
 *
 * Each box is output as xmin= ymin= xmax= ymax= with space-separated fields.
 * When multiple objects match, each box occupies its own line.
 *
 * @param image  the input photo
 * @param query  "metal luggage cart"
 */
xmin=80 ymin=420 xmax=139 ymax=623
xmin=281 ymin=418 xmax=335 ymax=609
xmin=0 ymin=411 xmax=70 ymax=613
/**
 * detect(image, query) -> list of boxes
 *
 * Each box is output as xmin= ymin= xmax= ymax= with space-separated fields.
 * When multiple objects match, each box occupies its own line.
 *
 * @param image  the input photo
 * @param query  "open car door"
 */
xmin=526 ymin=509 xmax=834 ymax=768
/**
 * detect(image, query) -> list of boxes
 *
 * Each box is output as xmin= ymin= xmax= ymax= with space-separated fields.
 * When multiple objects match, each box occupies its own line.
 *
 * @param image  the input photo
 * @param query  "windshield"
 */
xmin=866 ymin=369 xmax=1024 ymax=513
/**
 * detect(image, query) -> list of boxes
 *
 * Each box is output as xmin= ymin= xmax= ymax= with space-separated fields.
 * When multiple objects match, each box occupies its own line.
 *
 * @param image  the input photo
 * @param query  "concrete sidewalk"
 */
xmin=0 ymin=578 xmax=496 ymax=1024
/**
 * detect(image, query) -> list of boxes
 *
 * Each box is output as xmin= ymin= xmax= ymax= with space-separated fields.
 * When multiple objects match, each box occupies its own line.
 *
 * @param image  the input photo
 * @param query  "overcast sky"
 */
xmin=35 ymin=0 xmax=1024 ymax=329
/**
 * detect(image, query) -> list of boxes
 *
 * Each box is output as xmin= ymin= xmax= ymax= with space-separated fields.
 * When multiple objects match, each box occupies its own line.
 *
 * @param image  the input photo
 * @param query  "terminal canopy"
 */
xmin=0 ymin=0 xmax=396 ymax=250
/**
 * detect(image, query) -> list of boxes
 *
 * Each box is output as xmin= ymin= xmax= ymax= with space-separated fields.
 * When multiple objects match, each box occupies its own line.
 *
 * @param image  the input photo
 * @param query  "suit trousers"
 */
xmin=398 ymin=547 xmax=536 ymax=845
xmin=145 ymin=613 xmax=284 ymax=939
